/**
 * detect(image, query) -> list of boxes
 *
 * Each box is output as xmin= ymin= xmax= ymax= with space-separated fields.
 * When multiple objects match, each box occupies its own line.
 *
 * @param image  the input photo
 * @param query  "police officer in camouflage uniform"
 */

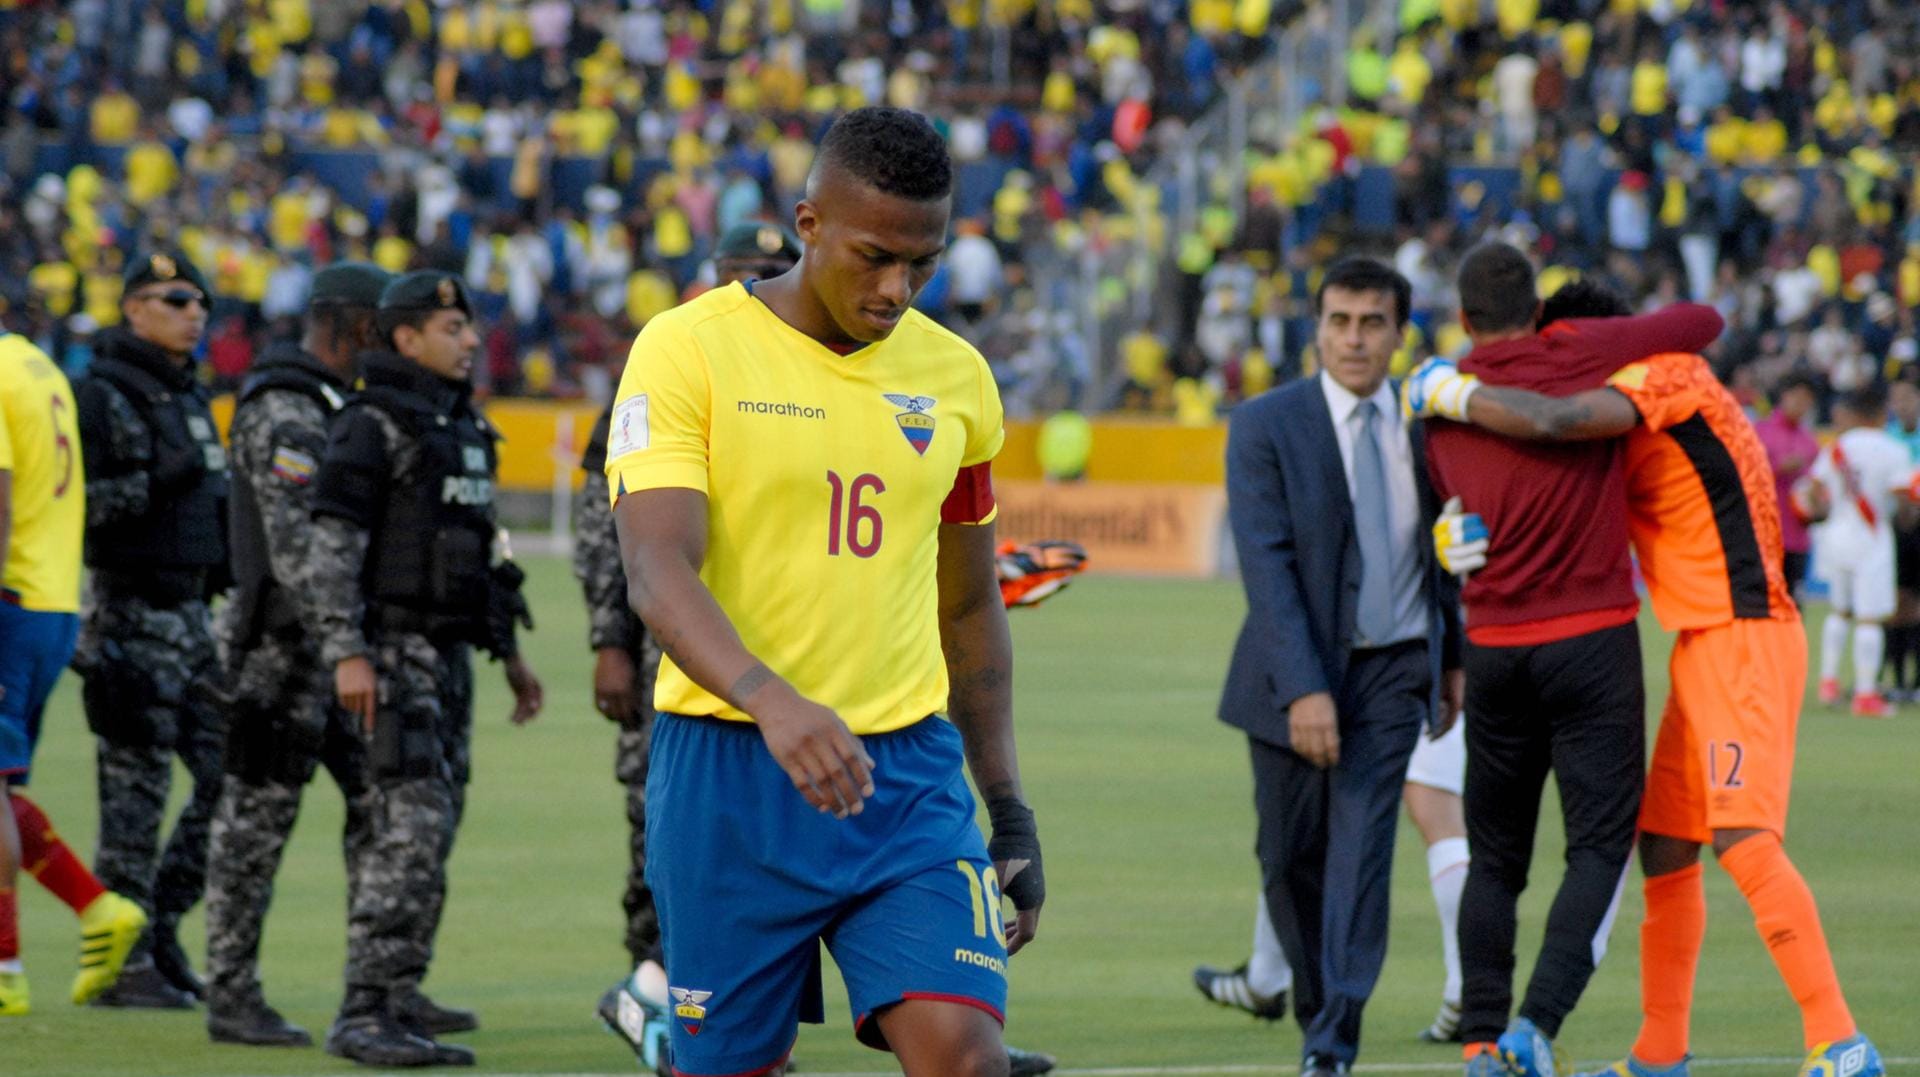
xmin=200 ymin=263 xmax=393 ymax=1047
xmin=72 ymin=250 xmax=229 ymax=1010
xmin=309 ymin=270 xmax=543 ymax=1068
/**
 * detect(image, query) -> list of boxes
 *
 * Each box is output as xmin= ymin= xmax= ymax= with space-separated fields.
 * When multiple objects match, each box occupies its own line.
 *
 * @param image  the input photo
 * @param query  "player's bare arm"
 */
xmin=1465 ymin=385 xmax=1641 ymax=442
xmin=938 ymin=520 xmax=1043 ymax=953
xmin=615 ymin=486 xmax=875 ymax=818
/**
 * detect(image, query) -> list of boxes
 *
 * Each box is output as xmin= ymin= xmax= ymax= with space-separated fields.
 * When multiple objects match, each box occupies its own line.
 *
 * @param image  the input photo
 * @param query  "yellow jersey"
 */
xmin=607 ymin=283 xmax=1005 ymax=734
xmin=0 ymin=336 xmax=85 ymax=612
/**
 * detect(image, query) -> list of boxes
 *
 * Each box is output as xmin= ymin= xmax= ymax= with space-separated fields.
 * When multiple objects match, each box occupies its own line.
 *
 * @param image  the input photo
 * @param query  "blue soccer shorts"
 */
xmin=646 ymin=712 xmax=1010 ymax=1077
xmin=0 ymin=601 xmax=81 ymax=785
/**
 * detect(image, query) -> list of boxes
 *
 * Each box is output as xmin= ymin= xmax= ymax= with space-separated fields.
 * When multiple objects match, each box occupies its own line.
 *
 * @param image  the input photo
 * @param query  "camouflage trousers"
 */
xmin=203 ymin=639 xmax=372 ymax=1013
xmin=615 ymin=715 xmax=659 ymax=966
xmin=78 ymin=593 xmax=226 ymax=957
xmin=614 ymin=631 xmax=661 ymax=968
xmin=342 ymin=630 xmax=472 ymax=994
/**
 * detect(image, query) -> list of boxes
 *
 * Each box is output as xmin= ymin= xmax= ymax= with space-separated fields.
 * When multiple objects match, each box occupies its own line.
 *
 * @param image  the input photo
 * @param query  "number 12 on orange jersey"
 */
xmin=826 ymin=470 xmax=886 ymax=557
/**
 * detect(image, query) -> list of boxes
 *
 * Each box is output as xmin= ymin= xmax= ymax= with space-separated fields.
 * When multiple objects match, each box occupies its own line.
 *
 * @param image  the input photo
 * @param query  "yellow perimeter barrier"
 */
xmin=214 ymin=398 xmax=1231 ymax=492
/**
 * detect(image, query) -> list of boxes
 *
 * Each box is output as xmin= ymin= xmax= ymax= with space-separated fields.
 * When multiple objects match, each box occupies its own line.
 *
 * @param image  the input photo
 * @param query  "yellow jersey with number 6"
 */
xmin=0 ymin=335 xmax=86 ymax=612
xmin=606 ymin=282 xmax=1005 ymax=734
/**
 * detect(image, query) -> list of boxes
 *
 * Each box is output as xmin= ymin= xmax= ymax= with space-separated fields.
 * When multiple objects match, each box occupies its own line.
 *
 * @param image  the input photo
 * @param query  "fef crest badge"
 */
xmin=670 ymin=987 xmax=713 ymax=1036
xmin=884 ymin=393 xmax=937 ymax=456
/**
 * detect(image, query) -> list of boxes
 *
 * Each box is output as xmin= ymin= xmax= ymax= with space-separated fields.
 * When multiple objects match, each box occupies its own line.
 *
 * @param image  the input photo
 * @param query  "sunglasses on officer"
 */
xmin=140 ymin=288 xmax=210 ymax=310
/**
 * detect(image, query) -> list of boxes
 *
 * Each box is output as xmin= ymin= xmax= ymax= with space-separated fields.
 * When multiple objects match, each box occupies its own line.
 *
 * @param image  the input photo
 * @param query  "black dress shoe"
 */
xmin=150 ymin=925 xmax=206 ymax=1000
xmin=208 ymin=1001 xmax=313 ymax=1047
xmin=90 ymin=961 xmax=196 ymax=1009
xmin=393 ymin=988 xmax=479 ymax=1035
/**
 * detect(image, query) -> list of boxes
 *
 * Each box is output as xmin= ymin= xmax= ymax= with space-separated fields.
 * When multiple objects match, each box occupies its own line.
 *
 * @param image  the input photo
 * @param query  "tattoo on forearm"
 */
xmin=728 ymin=662 xmax=775 ymax=707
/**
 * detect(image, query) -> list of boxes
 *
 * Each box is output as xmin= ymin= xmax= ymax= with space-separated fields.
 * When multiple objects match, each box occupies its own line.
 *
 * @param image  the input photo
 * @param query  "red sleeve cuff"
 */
xmin=941 ymin=462 xmax=996 ymax=524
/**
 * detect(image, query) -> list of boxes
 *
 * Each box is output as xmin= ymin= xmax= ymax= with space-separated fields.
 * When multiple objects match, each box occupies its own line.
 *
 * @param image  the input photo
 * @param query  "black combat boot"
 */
xmin=90 ymin=960 xmax=196 ymax=1009
xmin=149 ymin=920 xmax=206 ymax=1000
xmin=392 ymin=986 xmax=479 ymax=1034
xmin=208 ymin=997 xmax=313 ymax=1047
xmin=325 ymin=987 xmax=442 ymax=1067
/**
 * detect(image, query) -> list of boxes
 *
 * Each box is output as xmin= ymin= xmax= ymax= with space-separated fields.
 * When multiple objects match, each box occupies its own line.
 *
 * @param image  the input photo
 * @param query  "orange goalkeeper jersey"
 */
xmin=1604 ymin=352 xmax=1797 ymax=631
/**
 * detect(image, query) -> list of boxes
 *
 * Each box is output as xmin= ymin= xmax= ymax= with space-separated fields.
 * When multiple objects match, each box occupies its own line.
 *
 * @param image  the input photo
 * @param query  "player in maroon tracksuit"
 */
xmin=1421 ymin=244 xmax=1725 ymax=1061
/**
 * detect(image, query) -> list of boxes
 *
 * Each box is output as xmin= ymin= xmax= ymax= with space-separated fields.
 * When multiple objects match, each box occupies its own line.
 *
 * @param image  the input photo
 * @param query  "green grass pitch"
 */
xmin=7 ymin=562 xmax=1915 ymax=1074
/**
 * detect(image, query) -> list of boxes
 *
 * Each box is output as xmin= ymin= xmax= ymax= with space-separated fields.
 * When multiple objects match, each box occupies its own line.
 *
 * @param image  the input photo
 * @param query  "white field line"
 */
xmin=248 ymin=1059 xmax=1917 ymax=1077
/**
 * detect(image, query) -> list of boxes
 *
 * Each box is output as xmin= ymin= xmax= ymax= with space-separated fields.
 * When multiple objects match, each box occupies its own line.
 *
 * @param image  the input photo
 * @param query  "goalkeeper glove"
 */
xmin=996 ymin=540 xmax=1089 ymax=609
xmin=1401 ymin=357 xmax=1482 ymax=422
xmin=1432 ymin=496 xmax=1489 ymax=577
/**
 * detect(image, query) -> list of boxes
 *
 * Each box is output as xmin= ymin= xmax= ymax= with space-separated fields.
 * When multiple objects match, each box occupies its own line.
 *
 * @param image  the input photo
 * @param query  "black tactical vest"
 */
xmin=82 ymin=333 xmax=230 ymax=573
xmin=228 ymin=347 xmax=350 ymax=643
xmin=580 ymin=403 xmax=612 ymax=474
xmin=354 ymin=356 xmax=499 ymax=621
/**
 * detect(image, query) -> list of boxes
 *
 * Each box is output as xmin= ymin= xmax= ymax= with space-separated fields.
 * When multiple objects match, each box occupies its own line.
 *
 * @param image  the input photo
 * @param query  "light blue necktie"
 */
xmin=1351 ymin=399 xmax=1395 ymax=645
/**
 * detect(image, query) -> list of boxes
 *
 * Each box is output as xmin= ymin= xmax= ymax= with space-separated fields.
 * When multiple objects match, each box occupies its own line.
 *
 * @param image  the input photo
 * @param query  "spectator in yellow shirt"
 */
xmin=89 ymin=85 xmax=140 ymax=145
xmin=124 ymin=136 xmax=179 ymax=208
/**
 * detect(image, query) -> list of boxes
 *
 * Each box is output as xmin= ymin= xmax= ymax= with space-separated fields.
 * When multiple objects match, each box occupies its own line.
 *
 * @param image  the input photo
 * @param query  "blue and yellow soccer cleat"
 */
xmin=1498 ymin=1017 xmax=1556 ymax=1077
xmin=71 ymin=891 xmax=146 ymax=1005
xmin=0 ymin=970 xmax=29 ymax=1015
xmin=597 ymin=975 xmax=671 ymax=1076
xmin=1798 ymin=1034 xmax=1884 ymax=1077
xmin=1573 ymin=1055 xmax=1691 ymax=1077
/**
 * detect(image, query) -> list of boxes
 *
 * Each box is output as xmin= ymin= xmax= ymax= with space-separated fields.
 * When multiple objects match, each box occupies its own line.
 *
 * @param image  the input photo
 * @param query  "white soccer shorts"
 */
xmin=1404 ymin=715 xmax=1465 ymax=796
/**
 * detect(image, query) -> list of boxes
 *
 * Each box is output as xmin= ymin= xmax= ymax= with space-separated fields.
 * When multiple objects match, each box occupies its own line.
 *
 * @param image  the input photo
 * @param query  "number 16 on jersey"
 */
xmin=826 ymin=470 xmax=885 ymax=557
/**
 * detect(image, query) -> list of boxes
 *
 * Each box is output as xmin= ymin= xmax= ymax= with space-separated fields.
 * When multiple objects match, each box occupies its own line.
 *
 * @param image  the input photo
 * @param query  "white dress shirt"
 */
xmin=1319 ymin=371 xmax=1428 ymax=646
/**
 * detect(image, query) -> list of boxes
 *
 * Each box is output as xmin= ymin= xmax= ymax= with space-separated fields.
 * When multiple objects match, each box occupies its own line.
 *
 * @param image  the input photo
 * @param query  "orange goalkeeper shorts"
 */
xmin=1640 ymin=615 xmax=1806 ymax=844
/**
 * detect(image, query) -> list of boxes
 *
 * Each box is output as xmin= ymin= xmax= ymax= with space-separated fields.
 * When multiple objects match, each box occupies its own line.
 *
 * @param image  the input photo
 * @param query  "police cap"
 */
xmin=311 ymin=261 xmax=393 ymax=308
xmin=715 ymin=222 xmax=801 ymax=266
xmin=124 ymin=249 xmax=212 ymax=297
xmin=379 ymin=270 xmax=474 ymax=320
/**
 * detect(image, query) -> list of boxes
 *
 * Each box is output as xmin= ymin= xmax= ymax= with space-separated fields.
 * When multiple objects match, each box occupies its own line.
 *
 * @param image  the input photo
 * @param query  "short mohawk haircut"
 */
xmin=816 ymin=107 xmax=953 ymax=201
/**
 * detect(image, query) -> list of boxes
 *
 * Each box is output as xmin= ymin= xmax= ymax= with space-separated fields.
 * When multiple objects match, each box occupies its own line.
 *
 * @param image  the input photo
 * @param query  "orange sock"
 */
xmin=1719 ymin=833 xmax=1855 ymax=1048
xmin=1464 ymin=1042 xmax=1498 ymax=1060
xmin=1632 ymin=863 xmax=1706 ymax=1065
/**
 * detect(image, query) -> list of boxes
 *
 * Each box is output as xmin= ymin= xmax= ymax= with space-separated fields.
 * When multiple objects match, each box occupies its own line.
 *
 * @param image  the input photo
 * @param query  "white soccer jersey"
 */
xmin=1812 ymin=426 xmax=1915 ymax=557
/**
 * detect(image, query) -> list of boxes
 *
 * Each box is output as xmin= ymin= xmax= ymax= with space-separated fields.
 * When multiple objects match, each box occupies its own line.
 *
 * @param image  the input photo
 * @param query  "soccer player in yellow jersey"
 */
xmin=0 ymin=335 xmax=146 ymax=1015
xmin=607 ymin=107 xmax=1041 ymax=1077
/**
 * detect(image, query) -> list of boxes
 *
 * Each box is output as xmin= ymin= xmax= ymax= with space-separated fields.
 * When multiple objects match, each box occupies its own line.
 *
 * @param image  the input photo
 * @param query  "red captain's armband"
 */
xmin=941 ymin=462 xmax=996 ymax=524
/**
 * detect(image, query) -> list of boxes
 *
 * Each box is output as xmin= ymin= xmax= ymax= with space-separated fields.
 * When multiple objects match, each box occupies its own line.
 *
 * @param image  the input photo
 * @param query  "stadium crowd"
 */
xmin=0 ymin=0 xmax=1284 ymax=412
xmin=0 ymin=0 xmax=1918 ymax=420
xmin=1153 ymin=0 xmax=1920 ymax=420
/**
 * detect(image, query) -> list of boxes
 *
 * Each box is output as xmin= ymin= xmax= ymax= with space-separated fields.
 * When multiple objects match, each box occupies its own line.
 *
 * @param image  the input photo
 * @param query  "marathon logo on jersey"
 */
xmin=669 ymin=987 xmax=713 ymax=1036
xmin=884 ymin=393 xmax=936 ymax=456
xmin=271 ymin=445 xmax=317 ymax=485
